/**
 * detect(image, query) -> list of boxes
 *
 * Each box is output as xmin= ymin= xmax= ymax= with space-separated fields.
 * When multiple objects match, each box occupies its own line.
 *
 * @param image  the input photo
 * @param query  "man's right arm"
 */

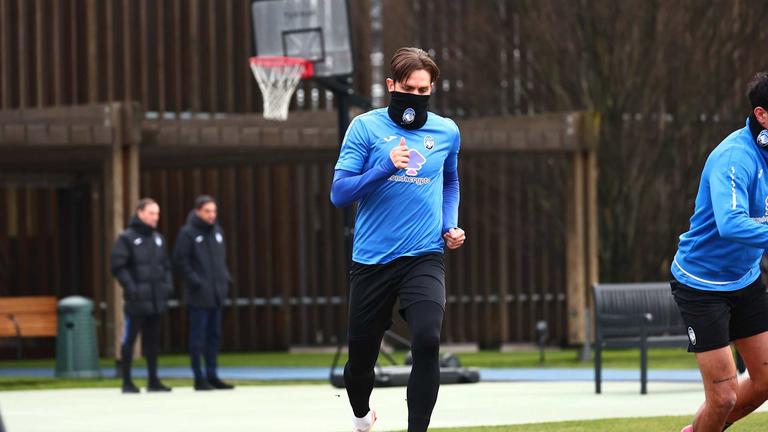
xmin=330 ymin=162 xmax=399 ymax=208
xmin=330 ymin=116 xmax=407 ymax=208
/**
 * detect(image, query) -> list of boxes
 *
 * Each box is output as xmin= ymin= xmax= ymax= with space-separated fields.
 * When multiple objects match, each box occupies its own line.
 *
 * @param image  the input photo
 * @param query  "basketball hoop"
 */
xmin=249 ymin=56 xmax=313 ymax=121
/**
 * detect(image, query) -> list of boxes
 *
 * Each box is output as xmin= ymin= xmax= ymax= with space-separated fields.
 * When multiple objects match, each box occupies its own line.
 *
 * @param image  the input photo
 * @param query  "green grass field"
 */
xmin=0 ymin=347 xmax=698 ymax=391
xmin=0 ymin=346 xmax=697 ymax=369
xmin=408 ymin=412 xmax=768 ymax=432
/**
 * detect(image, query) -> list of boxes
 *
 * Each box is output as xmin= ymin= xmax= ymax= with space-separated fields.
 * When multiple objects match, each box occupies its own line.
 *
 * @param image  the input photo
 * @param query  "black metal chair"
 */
xmin=593 ymin=282 xmax=689 ymax=394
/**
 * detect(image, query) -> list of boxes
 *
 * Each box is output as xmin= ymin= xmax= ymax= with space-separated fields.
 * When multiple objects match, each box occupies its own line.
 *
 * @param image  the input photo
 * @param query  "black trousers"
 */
xmin=344 ymin=254 xmax=446 ymax=432
xmin=188 ymin=306 xmax=222 ymax=381
xmin=121 ymin=313 xmax=162 ymax=384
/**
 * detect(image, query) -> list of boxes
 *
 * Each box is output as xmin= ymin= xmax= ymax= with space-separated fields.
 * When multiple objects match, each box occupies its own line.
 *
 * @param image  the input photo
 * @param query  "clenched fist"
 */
xmin=443 ymin=228 xmax=466 ymax=250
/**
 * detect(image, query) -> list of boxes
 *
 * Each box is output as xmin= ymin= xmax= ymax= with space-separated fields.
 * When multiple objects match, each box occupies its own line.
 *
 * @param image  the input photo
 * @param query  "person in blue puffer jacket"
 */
xmin=672 ymin=71 xmax=768 ymax=432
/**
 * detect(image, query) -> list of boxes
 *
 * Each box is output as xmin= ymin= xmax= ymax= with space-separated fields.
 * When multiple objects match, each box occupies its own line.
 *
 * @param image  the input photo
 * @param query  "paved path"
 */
xmin=1 ymin=381 xmax=749 ymax=432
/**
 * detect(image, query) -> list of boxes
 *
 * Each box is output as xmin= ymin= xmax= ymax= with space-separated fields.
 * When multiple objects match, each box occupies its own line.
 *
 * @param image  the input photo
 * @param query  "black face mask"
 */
xmin=388 ymin=91 xmax=430 ymax=130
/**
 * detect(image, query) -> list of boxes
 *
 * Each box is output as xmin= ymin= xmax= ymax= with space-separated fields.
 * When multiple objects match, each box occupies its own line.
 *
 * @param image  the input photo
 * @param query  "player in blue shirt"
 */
xmin=672 ymin=72 xmax=768 ymax=432
xmin=331 ymin=47 xmax=464 ymax=432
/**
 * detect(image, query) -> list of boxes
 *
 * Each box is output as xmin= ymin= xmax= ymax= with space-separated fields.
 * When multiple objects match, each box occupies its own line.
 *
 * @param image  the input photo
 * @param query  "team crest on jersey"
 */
xmin=424 ymin=135 xmax=435 ymax=151
xmin=758 ymin=130 xmax=768 ymax=148
xmin=155 ymin=236 xmax=163 ymax=247
xmin=687 ymin=326 xmax=697 ymax=346
xmin=402 ymin=108 xmax=416 ymax=125
xmin=195 ymin=235 xmax=204 ymax=243
xmin=133 ymin=238 xmax=143 ymax=246
xmin=215 ymin=232 xmax=224 ymax=243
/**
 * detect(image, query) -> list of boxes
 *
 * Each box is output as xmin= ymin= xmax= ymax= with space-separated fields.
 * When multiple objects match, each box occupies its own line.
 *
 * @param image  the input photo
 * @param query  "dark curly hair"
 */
xmin=747 ymin=71 xmax=768 ymax=110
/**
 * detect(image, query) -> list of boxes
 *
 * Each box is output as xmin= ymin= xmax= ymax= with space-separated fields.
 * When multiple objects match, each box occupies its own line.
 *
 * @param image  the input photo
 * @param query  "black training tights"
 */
xmin=121 ymin=314 xmax=161 ymax=385
xmin=344 ymin=301 xmax=444 ymax=432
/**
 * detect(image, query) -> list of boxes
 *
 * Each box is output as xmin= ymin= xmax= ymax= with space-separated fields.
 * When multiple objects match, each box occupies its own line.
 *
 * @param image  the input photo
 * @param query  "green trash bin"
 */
xmin=55 ymin=296 xmax=101 ymax=378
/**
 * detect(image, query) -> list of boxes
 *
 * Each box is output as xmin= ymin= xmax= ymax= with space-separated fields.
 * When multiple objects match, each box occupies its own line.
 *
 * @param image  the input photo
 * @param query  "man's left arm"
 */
xmin=217 ymin=230 xmax=234 ymax=284
xmin=442 ymin=124 xmax=464 ymax=250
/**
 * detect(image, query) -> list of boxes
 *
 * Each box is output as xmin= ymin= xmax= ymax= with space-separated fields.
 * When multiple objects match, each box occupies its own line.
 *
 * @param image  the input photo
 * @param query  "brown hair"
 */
xmin=136 ymin=197 xmax=157 ymax=211
xmin=390 ymin=47 xmax=440 ymax=84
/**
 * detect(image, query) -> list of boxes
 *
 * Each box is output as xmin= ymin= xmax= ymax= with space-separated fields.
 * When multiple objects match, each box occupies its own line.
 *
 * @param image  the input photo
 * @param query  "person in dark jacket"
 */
xmin=173 ymin=195 xmax=234 ymax=390
xmin=111 ymin=198 xmax=173 ymax=394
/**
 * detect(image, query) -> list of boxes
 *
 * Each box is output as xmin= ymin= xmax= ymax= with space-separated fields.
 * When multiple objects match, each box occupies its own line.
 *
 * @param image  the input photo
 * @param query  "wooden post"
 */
xmin=103 ymin=109 xmax=125 ymax=359
xmin=585 ymin=155 xmax=599 ymax=293
xmin=104 ymin=103 xmax=141 ymax=360
xmin=565 ymin=151 xmax=587 ymax=345
xmin=583 ymin=113 xmax=600 ymax=340
xmin=565 ymin=113 xmax=600 ymax=345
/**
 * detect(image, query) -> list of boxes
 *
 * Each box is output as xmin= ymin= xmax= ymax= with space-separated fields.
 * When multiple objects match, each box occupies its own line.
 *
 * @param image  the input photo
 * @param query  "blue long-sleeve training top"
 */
xmin=330 ymin=108 xmax=461 ymax=265
xmin=672 ymin=117 xmax=768 ymax=291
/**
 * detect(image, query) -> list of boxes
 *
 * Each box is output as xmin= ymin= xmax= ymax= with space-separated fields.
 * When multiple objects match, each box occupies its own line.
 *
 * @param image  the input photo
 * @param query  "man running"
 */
xmin=672 ymin=71 xmax=768 ymax=432
xmin=331 ymin=47 xmax=464 ymax=432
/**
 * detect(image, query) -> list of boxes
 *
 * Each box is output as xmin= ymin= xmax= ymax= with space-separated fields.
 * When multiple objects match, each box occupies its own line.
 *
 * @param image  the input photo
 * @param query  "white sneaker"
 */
xmin=352 ymin=409 xmax=377 ymax=432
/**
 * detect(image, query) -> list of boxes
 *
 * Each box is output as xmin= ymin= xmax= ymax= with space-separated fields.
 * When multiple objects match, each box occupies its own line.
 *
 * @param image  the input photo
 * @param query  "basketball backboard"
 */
xmin=251 ymin=0 xmax=353 ymax=78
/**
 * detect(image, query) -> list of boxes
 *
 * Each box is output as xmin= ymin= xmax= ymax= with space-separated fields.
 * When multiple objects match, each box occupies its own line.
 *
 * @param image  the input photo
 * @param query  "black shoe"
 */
xmin=194 ymin=379 xmax=215 ymax=391
xmin=208 ymin=377 xmax=235 ymax=390
xmin=147 ymin=381 xmax=172 ymax=392
xmin=122 ymin=381 xmax=140 ymax=394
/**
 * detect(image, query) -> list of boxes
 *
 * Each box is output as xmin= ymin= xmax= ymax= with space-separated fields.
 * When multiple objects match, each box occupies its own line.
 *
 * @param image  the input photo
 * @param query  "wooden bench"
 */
xmin=593 ymin=283 xmax=688 ymax=395
xmin=0 ymin=296 xmax=58 ymax=359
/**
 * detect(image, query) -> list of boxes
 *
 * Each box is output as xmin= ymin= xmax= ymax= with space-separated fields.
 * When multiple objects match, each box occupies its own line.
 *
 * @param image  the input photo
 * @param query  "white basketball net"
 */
xmin=250 ymin=58 xmax=307 ymax=121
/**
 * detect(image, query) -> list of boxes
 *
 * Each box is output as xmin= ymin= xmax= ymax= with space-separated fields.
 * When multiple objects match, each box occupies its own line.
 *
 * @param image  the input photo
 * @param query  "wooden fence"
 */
xmin=1 ymin=106 xmax=596 ymax=355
